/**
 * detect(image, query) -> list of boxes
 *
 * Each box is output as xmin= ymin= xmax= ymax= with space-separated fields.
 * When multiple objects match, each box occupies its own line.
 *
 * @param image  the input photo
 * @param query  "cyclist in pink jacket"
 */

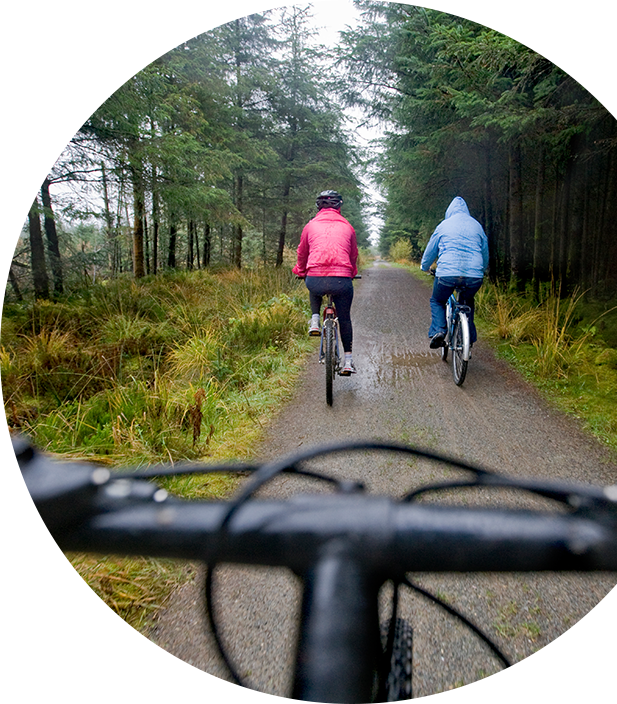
xmin=293 ymin=190 xmax=358 ymax=375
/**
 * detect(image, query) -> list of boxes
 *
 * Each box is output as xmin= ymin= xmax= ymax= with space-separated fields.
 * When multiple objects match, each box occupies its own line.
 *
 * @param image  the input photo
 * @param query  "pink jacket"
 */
xmin=292 ymin=209 xmax=358 ymax=278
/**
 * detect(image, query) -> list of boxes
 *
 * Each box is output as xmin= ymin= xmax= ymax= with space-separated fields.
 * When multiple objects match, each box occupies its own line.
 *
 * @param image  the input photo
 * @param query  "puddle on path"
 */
xmin=356 ymin=346 xmax=443 ymax=393
xmin=389 ymin=351 xmax=439 ymax=368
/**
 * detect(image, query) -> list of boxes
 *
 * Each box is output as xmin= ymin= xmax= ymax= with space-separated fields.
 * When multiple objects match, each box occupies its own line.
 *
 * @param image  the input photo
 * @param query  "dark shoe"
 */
xmin=430 ymin=333 xmax=445 ymax=349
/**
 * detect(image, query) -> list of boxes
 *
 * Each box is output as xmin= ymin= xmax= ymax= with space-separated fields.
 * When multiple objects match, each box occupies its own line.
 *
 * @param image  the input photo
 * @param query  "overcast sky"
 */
xmin=311 ymin=0 xmax=383 ymax=243
xmin=312 ymin=0 xmax=359 ymax=43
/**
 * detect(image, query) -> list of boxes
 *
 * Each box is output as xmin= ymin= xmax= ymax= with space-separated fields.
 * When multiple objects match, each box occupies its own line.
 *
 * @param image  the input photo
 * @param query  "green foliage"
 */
xmin=476 ymin=283 xmax=617 ymax=450
xmin=388 ymin=238 xmax=413 ymax=262
xmin=31 ymin=6 xmax=370 ymax=282
xmin=227 ymin=294 xmax=307 ymax=351
xmin=2 ymin=268 xmax=312 ymax=464
xmin=340 ymin=1 xmax=617 ymax=294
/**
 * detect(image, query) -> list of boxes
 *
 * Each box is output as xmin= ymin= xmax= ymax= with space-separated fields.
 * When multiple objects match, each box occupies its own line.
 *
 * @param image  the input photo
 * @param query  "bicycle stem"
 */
xmin=293 ymin=540 xmax=381 ymax=703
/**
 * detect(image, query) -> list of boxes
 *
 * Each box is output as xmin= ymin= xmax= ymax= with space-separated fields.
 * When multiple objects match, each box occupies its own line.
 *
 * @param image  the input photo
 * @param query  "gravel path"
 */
xmin=150 ymin=263 xmax=617 ymax=699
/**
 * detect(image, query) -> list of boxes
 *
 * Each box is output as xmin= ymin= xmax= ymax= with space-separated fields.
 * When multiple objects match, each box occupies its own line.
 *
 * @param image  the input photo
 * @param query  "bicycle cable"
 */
xmin=402 ymin=577 xmax=511 ymax=669
xmin=202 ymin=441 xmax=500 ymax=691
xmin=129 ymin=439 xmax=610 ymax=694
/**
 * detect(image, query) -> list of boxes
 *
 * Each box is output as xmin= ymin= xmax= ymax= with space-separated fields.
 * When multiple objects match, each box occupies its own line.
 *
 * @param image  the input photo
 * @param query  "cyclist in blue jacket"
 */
xmin=420 ymin=196 xmax=489 ymax=349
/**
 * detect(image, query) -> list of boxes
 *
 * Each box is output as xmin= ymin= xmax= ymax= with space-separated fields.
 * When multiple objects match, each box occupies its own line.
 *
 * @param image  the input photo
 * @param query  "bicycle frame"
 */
xmin=444 ymin=292 xmax=471 ymax=361
xmin=318 ymin=295 xmax=341 ymax=368
xmin=441 ymin=290 xmax=472 ymax=385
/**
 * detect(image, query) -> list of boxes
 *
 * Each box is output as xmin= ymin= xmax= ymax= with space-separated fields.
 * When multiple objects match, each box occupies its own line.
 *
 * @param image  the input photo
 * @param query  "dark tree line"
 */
xmin=339 ymin=1 xmax=617 ymax=297
xmin=13 ymin=7 xmax=370 ymax=300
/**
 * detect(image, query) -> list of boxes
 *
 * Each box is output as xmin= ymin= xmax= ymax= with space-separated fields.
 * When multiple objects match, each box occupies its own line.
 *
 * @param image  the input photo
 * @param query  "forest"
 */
xmin=7 ymin=2 xmax=617 ymax=301
xmin=4 ymin=0 xmax=617 ymax=653
xmin=0 ymin=0 xmax=367 ymax=299
xmin=341 ymin=3 xmax=617 ymax=297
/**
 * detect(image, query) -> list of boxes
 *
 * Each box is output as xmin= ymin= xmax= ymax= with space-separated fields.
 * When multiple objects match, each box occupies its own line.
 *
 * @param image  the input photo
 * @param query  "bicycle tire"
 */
xmin=324 ymin=319 xmax=335 ymax=406
xmin=380 ymin=617 xmax=413 ymax=701
xmin=452 ymin=313 xmax=469 ymax=386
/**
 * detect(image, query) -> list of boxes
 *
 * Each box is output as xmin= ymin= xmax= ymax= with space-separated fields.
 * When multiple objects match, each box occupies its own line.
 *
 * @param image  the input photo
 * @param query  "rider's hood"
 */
xmin=445 ymin=196 xmax=471 ymax=219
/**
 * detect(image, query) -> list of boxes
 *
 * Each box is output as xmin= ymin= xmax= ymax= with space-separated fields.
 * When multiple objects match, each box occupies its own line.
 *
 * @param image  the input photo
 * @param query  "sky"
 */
xmin=312 ymin=0 xmax=359 ymax=44
xmin=311 ymin=0 xmax=383 ymax=244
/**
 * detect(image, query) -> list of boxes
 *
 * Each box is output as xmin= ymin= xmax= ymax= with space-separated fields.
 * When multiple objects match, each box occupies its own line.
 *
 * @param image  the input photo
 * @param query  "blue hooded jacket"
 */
xmin=420 ymin=197 xmax=489 ymax=278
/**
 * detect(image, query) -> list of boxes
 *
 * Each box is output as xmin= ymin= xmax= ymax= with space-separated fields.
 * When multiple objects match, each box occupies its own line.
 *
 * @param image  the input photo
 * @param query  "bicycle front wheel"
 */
xmin=324 ymin=319 xmax=336 ymax=406
xmin=379 ymin=617 xmax=413 ymax=701
xmin=452 ymin=313 xmax=469 ymax=386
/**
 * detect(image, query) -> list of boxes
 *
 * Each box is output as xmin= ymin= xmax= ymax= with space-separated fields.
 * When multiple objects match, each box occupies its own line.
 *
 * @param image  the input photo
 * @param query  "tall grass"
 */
xmin=2 ymin=267 xmax=314 ymax=630
xmin=2 ymin=267 xmax=311 ymax=464
xmin=475 ymin=282 xmax=617 ymax=450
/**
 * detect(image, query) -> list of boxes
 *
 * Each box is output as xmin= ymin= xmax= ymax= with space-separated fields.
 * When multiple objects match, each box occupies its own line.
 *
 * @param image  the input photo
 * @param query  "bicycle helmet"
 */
xmin=316 ymin=190 xmax=343 ymax=210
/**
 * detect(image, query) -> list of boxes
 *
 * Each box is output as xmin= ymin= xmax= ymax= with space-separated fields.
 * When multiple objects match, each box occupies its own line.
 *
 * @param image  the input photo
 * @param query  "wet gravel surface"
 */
xmin=150 ymin=263 xmax=617 ymax=699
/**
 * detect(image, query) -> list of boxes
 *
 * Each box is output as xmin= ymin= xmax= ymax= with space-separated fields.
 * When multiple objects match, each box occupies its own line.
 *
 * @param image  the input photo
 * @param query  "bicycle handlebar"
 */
xmin=16 ymin=436 xmax=617 ymax=574
xmin=15 ymin=435 xmax=617 ymax=702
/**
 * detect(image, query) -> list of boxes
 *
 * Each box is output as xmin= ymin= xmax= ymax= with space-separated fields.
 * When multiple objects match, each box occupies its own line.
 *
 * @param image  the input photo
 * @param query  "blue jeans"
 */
xmin=306 ymin=276 xmax=354 ymax=352
xmin=429 ymin=276 xmax=483 ymax=344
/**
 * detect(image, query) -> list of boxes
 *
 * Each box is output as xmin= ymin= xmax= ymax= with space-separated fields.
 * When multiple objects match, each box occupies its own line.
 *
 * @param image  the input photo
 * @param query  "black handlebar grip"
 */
xmin=14 ymin=435 xmax=109 ymax=536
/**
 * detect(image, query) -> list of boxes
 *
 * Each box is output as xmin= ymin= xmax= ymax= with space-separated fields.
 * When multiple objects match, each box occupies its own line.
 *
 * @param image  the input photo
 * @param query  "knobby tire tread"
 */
xmin=379 ymin=617 xmax=413 ymax=701
xmin=324 ymin=320 xmax=335 ymax=406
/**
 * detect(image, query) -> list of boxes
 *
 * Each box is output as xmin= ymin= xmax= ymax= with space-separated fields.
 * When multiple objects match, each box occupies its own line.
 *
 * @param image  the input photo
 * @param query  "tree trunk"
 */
xmin=20 ymin=10 xmax=64 ymax=294
xmin=233 ymin=174 xmax=243 ymax=268
xmin=101 ymin=163 xmax=118 ymax=275
xmin=508 ymin=141 xmax=525 ymax=290
xmin=8 ymin=265 xmax=23 ymax=301
xmin=195 ymin=225 xmax=201 ymax=269
xmin=483 ymin=142 xmax=497 ymax=281
xmin=203 ymin=223 xmax=211 ymax=267
xmin=151 ymin=166 xmax=159 ymax=275
xmin=187 ymin=220 xmax=195 ymax=270
xmin=5 ymin=0 xmax=49 ymax=298
xmin=557 ymin=170 xmax=572 ymax=292
xmin=144 ymin=214 xmax=150 ymax=275
xmin=277 ymin=210 xmax=288 ymax=268
xmin=131 ymin=167 xmax=145 ymax=278
xmin=168 ymin=223 xmax=177 ymax=269
xmin=277 ymin=176 xmax=292 ymax=268
xmin=532 ymin=146 xmax=545 ymax=297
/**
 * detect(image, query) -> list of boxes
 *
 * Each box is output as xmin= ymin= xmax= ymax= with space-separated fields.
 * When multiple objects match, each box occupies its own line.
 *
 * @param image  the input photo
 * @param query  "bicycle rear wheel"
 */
xmin=452 ymin=313 xmax=469 ymax=386
xmin=324 ymin=318 xmax=336 ymax=406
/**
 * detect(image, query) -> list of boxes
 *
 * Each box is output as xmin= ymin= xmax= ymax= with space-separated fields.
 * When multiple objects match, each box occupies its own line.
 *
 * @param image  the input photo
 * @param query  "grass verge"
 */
xmin=403 ymin=261 xmax=617 ymax=453
xmin=2 ymin=267 xmax=316 ymax=631
xmin=475 ymin=282 xmax=617 ymax=453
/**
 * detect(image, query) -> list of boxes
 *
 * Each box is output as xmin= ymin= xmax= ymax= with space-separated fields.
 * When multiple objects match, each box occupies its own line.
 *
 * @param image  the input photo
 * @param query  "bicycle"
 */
xmin=319 ymin=292 xmax=342 ymax=406
xmin=429 ymin=271 xmax=472 ymax=386
xmin=15 ymin=434 xmax=617 ymax=702
xmin=442 ymin=291 xmax=472 ymax=386
xmin=305 ymin=275 xmax=361 ymax=407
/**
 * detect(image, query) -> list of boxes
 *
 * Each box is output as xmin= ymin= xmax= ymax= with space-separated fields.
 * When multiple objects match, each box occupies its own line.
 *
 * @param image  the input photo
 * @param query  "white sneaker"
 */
xmin=340 ymin=357 xmax=356 ymax=375
xmin=308 ymin=315 xmax=321 ymax=336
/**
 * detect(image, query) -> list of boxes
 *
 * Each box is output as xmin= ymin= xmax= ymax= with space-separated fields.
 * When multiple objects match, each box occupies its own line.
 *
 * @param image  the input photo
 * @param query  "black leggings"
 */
xmin=305 ymin=276 xmax=354 ymax=352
